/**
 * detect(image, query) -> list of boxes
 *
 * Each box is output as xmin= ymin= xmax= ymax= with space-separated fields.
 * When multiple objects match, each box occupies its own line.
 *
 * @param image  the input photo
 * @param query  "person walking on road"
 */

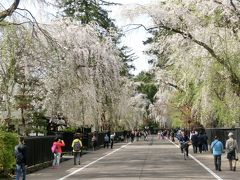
xmin=203 ymin=132 xmax=209 ymax=152
xmin=226 ymin=132 xmax=238 ymax=171
xmin=191 ymin=131 xmax=199 ymax=154
xmin=72 ymin=133 xmax=82 ymax=165
xmin=211 ymin=136 xmax=223 ymax=171
xmin=15 ymin=136 xmax=27 ymax=180
xmin=91 ymin=132 xmax=97 ymax=151
xmin=110 ymin=132 xmax=116 ymax=149
xmin=130 ymin=130 xmax=135 ymax=143
xmin=198 ymin=132 xmax=205 ymax=153
xmin=52 ymin=137 xmax=65 ymax=168
xmin=179 ymin=131 xmax=190 ymax=157
xmin=104 ymin=134 xmax=109 ymax=148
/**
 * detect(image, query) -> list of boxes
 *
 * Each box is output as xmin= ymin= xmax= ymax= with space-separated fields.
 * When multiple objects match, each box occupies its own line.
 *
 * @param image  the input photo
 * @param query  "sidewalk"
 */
xmin=171 ymin=139 xmax=240 ymax=180
xmin=25 ymin=136 xmax=240 ymax=180
xmin=27 ymin=143 xmax=126 ymax=180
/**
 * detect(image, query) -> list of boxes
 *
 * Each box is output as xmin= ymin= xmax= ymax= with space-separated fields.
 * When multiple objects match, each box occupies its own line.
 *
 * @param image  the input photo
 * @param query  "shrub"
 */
xmin=0 ymin=131 xmax=18 ymax=177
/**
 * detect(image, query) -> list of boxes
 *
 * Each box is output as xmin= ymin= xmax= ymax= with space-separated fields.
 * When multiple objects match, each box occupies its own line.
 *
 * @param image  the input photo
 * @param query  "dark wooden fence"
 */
xmin=24 ymin=131 xmax=124 ymax=167
xmin=205 ymin=128 xmax=240 ymax=152
xmin=25 ymin=136 xmax=55 ymax=167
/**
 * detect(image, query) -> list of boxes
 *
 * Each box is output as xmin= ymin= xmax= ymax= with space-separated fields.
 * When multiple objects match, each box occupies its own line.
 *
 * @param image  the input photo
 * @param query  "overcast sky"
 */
xmin=106 ymin=0 xmax=153 ymax=75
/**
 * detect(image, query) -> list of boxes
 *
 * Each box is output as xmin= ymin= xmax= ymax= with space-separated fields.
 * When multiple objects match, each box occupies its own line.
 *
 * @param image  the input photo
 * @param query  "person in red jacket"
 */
xmin=52 ymin=137 xmax=65 ymax=168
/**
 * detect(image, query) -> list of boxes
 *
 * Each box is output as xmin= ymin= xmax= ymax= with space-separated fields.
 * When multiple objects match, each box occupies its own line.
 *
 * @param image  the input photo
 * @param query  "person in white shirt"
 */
xmin=226 ymin=132 xmax=238 ymax=171
xmin=110 ymin=132 xmax=116 ymax=149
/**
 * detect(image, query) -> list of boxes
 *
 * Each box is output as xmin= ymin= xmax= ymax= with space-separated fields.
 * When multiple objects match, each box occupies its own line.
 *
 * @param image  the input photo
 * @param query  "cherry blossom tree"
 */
xmin=126 ymin=0 xmax=240 ymax=128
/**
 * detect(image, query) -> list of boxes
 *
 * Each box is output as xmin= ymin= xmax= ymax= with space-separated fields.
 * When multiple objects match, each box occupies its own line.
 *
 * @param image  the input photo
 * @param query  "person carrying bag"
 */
xmin=226 ymin=132 xmax=238 ymax=171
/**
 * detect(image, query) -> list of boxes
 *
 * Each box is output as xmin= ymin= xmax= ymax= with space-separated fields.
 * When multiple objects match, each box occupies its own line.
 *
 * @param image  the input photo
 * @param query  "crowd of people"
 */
xmin=175 ymin=129 xmax=239 ymax=172
xmin=14 ymin=128 xmax=238 ymax=179
xmin=157 ymin=128 xmax=239 ymax=172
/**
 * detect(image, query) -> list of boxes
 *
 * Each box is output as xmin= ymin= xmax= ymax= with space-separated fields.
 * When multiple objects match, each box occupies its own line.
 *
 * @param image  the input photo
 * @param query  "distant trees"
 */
xmin=134 ymin=72 xmax=157 ymax=103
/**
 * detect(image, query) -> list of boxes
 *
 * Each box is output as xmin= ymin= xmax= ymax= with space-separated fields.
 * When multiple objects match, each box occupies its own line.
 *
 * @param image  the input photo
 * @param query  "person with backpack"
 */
xmin=52 ymin=137 xmax=65 ymax=168
xmin=211 ymin=135 xmax=224 ymax=171
xmin=226 ymin=132 xmax=238 ymax=171
xmin=72 ymin=133 xmax=83 ymax=165
xmin=15 ymin=136 xmax=27 ymax=180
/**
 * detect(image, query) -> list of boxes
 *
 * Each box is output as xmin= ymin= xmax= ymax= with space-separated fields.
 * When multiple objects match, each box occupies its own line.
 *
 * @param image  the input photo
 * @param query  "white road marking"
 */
xmin=169 ymin=140 xmax=223 ymax=180
xmin=57 ymin=143 xmax=130 ymax=180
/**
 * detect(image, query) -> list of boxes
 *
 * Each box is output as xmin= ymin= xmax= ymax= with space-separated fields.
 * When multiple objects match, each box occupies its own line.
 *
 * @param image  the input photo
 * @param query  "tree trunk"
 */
xmin=0 ymin=0 xmax=20 ymax=21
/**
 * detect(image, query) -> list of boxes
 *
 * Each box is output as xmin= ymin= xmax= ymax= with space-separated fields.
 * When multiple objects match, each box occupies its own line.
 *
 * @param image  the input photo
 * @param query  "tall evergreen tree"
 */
xmin=59 ymin=0 xmax=117 ymax=32
xmin=134 ymin=72 xmax=157 ymax=103
xmin=119 ymin=46 xmax=136 ymax=77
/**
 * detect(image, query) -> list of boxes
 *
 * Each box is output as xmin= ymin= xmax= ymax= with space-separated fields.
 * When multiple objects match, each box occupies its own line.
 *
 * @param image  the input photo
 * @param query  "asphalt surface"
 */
xmin=26 ymin=135 xmax=240 ymax=180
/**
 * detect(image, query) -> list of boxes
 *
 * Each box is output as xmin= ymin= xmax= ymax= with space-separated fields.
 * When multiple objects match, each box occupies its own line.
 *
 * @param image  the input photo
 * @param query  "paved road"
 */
xmin=27 ymin=135 xmax=239 ymax=180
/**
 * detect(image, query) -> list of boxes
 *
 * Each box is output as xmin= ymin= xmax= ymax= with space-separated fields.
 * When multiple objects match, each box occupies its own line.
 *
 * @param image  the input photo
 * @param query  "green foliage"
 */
xmin=25 ymin=109 xmax=48 ymax=135
xmin=0 ymin=131 xmax=18 ymax=177
xmin=134 ymin=72 xmax=154 ymax=83
xmin=134 ymin=72 xmax=157 ymax=103
xmin=206 ymin=62 xmax=239 ymax=127
xmin=119 ymin=46 xmax=136 ymax=77
xmin=212 ymin=99 xmax=232 ymax=127
xmin=145 ymin=120 xmax=159 ymax=129
xmin=60 ymin=0 xmax=117 ymax=32
xmin=177 ymin=82 xmax=200 ymax=107
xmin=32 ymin=110 xmax=48 ymax=128
xmin=137 ymin=83 xmax=157 ymax=103
xmin=167 ymin=82 xmax=201 ymax=129
xmin=170 ymin=117 xmax=183 ymax=128
xmin=61 ymin=126 xmax=76 ymax=133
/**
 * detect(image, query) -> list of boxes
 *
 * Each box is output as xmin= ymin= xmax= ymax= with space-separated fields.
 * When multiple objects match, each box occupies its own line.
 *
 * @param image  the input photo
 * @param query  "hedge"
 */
xmin=0 ymin=131 xmax=18 ymax=177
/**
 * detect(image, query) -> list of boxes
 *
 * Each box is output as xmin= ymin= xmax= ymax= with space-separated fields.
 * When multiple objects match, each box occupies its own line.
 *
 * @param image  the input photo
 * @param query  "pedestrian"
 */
xmin=198 ymin=132 xmax=205 ymax=153
xmin=211 ymin=135 xmax=223 ymax=171
xmin=191 ymin=131 xmax=199 ymax=153
xmin=179 ymin=131 xmax=190 ymax=157
xmin=130 ymin=130 xmax=135 ymax=143
xmin=110 ymin=132 xmax=116 ymax=149
xmin=123 ymin=130 xmax=127 ymax=142
xmin=126 ymin=131 xmax=130 ymax=142
xmin=91 ymin=132 xmax=97 ymax=151
xmin=143 ymin=130 xmax=148 ymax=141
xmin=203 ymin=132 xmax=209 ymax=152
xmin=52 ymin=137 xmax=65 ymax=168
xmin=72 ymin=133 xmax=82 ymax=165
xmin=170 ymin=130 xmax=175 ymax=142
xmin=104 ymin=134 xmax=109 ymax=148
xmin=226 ymin=132 xmax=238 ymax=171
xmin=15 ymin=136 xmax=27 ymax=180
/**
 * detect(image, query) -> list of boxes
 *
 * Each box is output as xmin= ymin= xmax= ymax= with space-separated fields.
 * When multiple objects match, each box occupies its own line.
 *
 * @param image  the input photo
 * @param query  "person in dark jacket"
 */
xmin=198 ymin=133 xmax=205 ymax=153
xmin=179 ymin=131 xmax=190 ymax=157
xmin=15 ymin=136 xmax=27 ymax=180
xmin=191 ymin=131 xmax=199 ymax=153
xmin=203 ymin=132 xmax=209 ymax=152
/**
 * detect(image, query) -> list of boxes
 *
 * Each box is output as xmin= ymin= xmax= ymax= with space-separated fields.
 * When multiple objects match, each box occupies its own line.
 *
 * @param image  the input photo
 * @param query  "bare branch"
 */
xmin=0 ymin=20 xmax=32 ymax=26
xmin=165 ymin=82 xmax=184 ymax=92
xmin=122 ymin=23 xmax=157 ymax=33
xmin=0 ymin=0 xmax=20 ymax=21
